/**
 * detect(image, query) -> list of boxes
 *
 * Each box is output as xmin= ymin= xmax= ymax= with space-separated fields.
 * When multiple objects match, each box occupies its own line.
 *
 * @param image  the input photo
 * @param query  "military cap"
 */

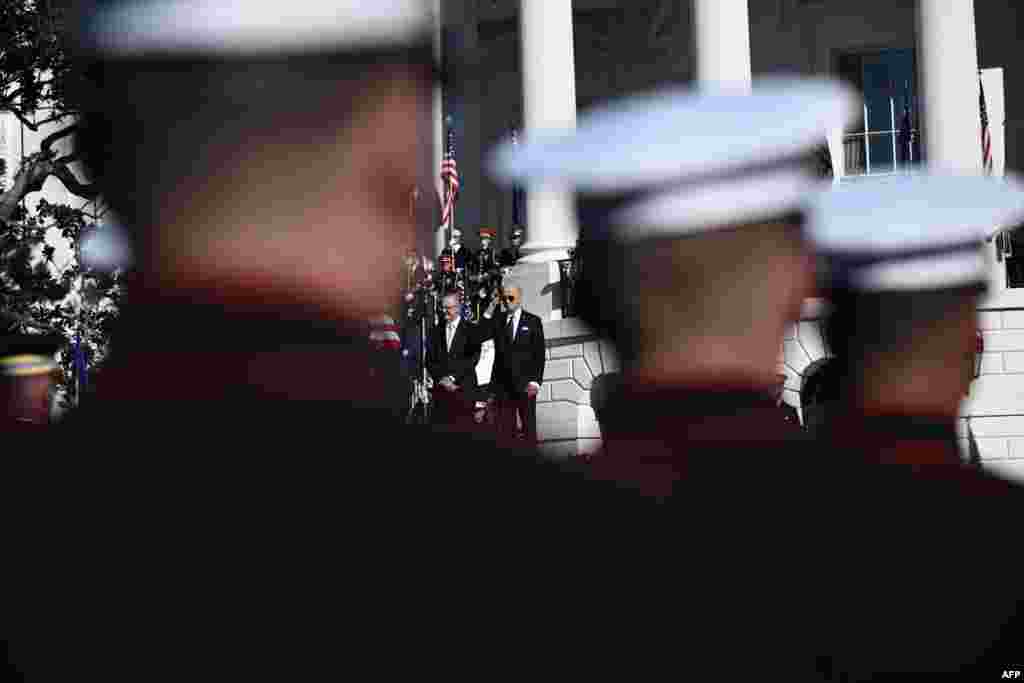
xmin=0 ymin=335 xmax=64 ymax=378
xmin=808 ymin=172 xmax=1024 ymax=292
xmin=79 ymin=0 xmax=433 ymax=56
xmin=489 ymin=77 xmax=860 ymax=241
xmin=510 ymin=228 xmax=524 ymax=239
xmin=478 ymin=228 xmax=496 ymax=239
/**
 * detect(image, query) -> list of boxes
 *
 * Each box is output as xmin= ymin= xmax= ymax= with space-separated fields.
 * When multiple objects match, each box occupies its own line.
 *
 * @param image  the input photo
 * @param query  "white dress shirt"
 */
xmin=507 ymin=309 xmax=520 ymax=340
xmin=444 ymin=317 xmax=460 ymax=385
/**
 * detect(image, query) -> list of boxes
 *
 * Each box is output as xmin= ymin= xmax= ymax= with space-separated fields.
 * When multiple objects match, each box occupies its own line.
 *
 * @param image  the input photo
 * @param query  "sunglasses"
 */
xmin=504 ymin=296 xmax=517 ymax=302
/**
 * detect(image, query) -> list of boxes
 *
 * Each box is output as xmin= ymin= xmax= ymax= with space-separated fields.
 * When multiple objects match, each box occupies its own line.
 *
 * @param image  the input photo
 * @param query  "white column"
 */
xmin=693 ymin=0 xmax=752 ymax=90
xmin=432 ymin=0 xmax=446 ymax=258
xmin=827 ymin=128 xmax=845 ymax=183
xmin=918 ymin=0 xmax=982 ymax=172
xmin=519 ymin=0 xmax=577 ymax=264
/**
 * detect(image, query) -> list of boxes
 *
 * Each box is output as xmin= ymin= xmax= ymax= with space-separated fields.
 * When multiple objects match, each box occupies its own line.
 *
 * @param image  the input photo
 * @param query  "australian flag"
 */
xmin=73 ymin=333 xmax=88 ymax=398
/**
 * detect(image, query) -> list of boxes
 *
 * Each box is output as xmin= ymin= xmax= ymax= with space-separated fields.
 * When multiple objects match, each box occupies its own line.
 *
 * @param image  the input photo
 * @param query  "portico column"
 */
xmin=693 ymin=0 xmax=752 ymax=90
xmin=518 ymin=0 xmax=577 ymax=264
xmin=918 ymin=0 xmax=983 ymax=172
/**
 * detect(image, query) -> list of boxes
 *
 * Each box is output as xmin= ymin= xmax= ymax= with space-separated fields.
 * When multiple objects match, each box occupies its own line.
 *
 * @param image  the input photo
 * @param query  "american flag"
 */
xmin=440 ymin=128 xmax=459 ymax=226
xmin=980 ymin=74 xmax=993 ymax=174
xmin=369 ymin=315 xmax=401 ymax=351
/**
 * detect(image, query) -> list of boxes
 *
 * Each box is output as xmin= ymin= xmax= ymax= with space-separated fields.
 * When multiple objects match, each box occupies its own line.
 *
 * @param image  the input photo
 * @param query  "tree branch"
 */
xmin=8 ymin=107 xmax=41 ymax=132
xmin=50 ymin=162 xmax=100 ymax=201
xmin=0 ymin=154 xmax=52 ymax=221
xmin=0 ymin=141 xmax=99 ymax=222
xmin=40 ymin=123 xmax=78 ymax=153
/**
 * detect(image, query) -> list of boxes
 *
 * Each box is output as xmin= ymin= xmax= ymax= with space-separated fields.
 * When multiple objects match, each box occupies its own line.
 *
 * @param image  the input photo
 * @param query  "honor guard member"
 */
xmin=469 ymin=227 xmax=498 ymax=320
xmin=9 ymin=4 xmax=654 ymax=680
xmin=489 ymin=77 xmax=861 ymax=677
xmin=499 ymin=226 xmax=524 ymax=271
xmin=473 ymin=227 xmax=499 ymax=282
xmin=805 ymin=171 xmax=1024 ymax=678
xmin=438 ymin=227 xmax=471 ymax=272
xmin=491 ymin=77 xmax=859 ymax=497
xmin=0 ymin=334 xmax=62 ymax=431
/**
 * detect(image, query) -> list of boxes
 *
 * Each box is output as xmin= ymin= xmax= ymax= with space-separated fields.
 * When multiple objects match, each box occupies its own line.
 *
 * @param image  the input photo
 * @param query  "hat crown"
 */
xmin=809 ymin=171 xmax=1024 ymax=255
xmin=810 ymin=171 xmax=1024 ymax=292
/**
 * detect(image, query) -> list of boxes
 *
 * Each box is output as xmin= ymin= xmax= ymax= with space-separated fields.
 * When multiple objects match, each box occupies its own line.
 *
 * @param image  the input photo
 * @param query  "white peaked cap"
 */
xmin=489 ymin=77 xmax=860 ymax=193
xmin=808 ymin=171 xmax=1024 ymax=291
xmin=86 ymin=0 xmax=433 ymax=55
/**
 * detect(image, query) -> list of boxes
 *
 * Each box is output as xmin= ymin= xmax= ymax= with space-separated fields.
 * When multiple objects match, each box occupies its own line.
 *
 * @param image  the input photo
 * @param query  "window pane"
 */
xmin=868 ymin=133 xmax=895 ymax=172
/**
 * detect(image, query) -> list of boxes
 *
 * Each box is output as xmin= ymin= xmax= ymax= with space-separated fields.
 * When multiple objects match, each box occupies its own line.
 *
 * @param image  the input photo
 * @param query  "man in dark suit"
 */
xmin=428 ymin=292 xmax=480 ymax=428
xmin=483 ymin=284 xmax=545 ymax=443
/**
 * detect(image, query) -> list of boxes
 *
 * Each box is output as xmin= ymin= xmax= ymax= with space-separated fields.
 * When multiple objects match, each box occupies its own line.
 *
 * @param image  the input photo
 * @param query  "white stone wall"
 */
xmin=535 ymin=333 xmax=620 ymax=460
xmin=780 ymin=311 xmax=1024 ymax=484
xmin=959 ymin=309 xmax=1024 ymax=481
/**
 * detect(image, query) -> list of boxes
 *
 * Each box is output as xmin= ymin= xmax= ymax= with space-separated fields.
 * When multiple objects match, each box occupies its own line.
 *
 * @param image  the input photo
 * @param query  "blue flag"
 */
xmin=74 ymin=333 xmax=88 ymax=395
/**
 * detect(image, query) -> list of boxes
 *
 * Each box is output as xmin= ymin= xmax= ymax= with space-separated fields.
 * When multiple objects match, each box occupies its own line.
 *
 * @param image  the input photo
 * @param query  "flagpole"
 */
xmin=74 ymin=334 xmax=80 ymax=409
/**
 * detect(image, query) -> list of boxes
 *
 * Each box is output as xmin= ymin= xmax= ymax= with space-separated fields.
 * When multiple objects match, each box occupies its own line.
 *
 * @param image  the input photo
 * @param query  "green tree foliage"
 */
xmin=1 ymin=1 xmax=117 ymax=412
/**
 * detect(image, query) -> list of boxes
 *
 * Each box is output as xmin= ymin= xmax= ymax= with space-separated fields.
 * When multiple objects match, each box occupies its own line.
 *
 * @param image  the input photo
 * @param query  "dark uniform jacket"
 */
xmin=11 ymin=283 xmax=676 ymax=680
xmin=439 ymin=245 xmax=472 ymax=272
xmin=473 ymin=247 xmax=499 ymax=278
xmin=581 ymin=377 xmax=847 ymax=674
xmin=498 ymin=246 xmax=521 ymax=268
xmin=811 ymin=411 xmax=1024 ymax=678
xmin=589 ymin=378 xmax=815 ymax=497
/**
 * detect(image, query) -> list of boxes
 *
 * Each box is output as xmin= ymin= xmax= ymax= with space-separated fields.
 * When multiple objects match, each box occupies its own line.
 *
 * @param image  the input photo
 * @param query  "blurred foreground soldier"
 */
xmin=807 ymin=171 xmax=1024 ymax=677
xmin=0 ymin=335 xmax=62 ymax=431
xmin=492 ymin=77 xmax=859 ymax=497
xmin=6 ymin=2 xmax=659 ymax=681
xmin=490 ymin=78 xmax=868 ymax=677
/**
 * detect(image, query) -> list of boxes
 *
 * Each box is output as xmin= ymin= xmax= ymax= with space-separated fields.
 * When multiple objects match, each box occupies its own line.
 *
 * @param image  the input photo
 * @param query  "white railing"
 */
xmin=842 ymin=97 xmax=919 ymax=176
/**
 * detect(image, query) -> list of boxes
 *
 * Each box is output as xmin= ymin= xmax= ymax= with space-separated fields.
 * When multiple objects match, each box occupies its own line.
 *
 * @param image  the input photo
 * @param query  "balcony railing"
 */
xmin=842 ymin=129 xmax=921 ymax=176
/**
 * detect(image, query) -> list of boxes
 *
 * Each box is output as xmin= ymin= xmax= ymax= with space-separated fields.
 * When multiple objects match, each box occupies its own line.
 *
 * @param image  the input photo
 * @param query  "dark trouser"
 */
xmin=496 ymin=387 xmax=537 ymax=444
xmin=431 ymin=387 xmax=475 ymax=430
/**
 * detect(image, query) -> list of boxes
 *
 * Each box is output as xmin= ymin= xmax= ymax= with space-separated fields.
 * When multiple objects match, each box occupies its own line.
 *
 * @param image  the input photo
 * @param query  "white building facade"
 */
xmin=440 ymin=0 xmax=1022 ymax=476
